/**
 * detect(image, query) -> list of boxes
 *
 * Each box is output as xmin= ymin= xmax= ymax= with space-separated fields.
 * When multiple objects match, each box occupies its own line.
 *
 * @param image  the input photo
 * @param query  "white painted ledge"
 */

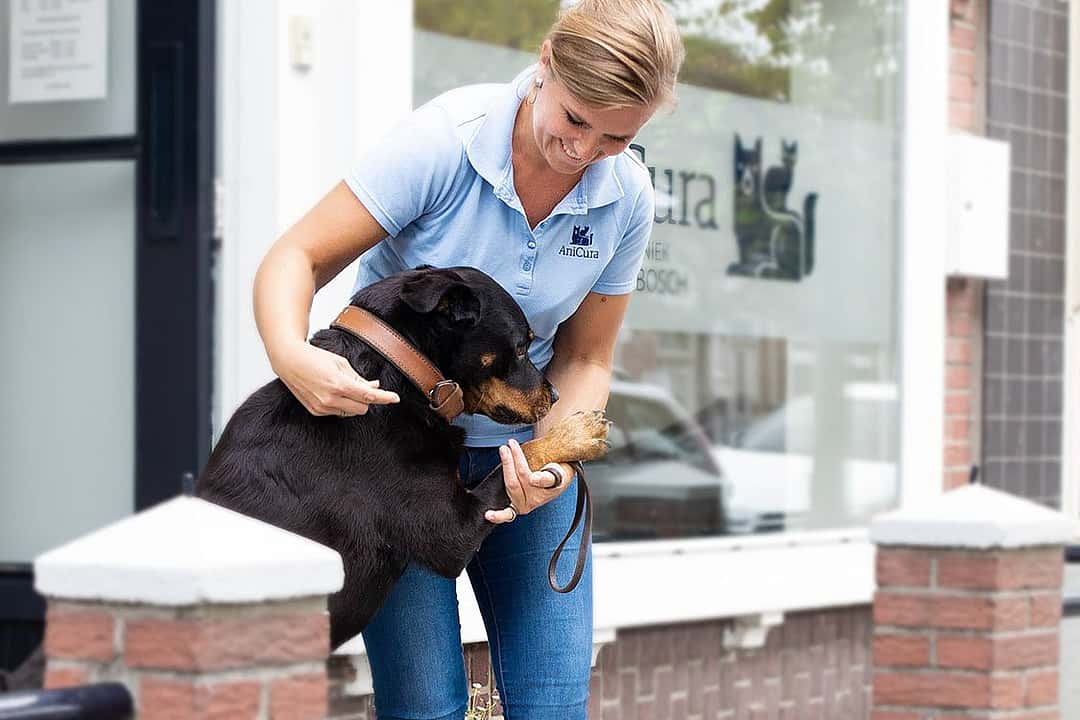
xmin=34 ymin=497 xmax=344 ymax=605
xmin=870 ymin=484 xmax=1079 ymax=549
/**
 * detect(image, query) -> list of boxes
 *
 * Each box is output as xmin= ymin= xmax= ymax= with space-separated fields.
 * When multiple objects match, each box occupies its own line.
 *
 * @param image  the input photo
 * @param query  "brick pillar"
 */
xmin=870 ymin=485 xmax=1073 ymax=719
xmin=34 ymin=497 xmax=344 ymax=720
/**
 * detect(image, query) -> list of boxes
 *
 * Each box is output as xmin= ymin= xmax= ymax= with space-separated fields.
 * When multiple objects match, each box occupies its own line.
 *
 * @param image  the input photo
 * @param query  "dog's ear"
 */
xmin=401 ymin=273 xmax=482 ymax=326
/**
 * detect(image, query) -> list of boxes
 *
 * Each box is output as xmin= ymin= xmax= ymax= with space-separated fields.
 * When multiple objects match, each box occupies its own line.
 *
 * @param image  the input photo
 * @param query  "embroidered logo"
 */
xmin=559 ymin=225 xmax=600 ymax=259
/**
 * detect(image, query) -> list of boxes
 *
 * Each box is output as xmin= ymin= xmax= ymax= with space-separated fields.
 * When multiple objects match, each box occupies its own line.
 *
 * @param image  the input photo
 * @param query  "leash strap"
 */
xmin=547 ymin=461 xmax=591 ymax=594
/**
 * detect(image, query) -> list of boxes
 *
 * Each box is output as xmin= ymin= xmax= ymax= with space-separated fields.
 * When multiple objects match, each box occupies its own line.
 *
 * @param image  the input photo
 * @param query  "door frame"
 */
xmin=0 ymin=0 xmax=215 ymax=671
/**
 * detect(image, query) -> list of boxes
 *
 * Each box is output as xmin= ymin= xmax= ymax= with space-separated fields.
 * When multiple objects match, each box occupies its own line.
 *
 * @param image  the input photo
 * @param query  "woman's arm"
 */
xmin=486 ymin=291 xmax=630 ymax=523
xmin=254 ymin=181 xmax=401 ymax=416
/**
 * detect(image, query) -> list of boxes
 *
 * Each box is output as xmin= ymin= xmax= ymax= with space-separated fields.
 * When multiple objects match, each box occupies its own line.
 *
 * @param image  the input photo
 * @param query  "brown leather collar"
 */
xmin=330 ymin=306 xmax=465 ymax=421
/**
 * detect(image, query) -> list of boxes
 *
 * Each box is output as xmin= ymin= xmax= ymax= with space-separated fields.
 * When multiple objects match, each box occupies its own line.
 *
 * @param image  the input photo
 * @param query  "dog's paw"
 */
xmin=545 ymin=410 xmax=611 ymax=463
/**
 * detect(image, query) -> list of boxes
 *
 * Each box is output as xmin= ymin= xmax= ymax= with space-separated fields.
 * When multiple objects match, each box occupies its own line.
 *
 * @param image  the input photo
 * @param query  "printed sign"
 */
xmin=9 ymin=0 xmax=108 ymax=104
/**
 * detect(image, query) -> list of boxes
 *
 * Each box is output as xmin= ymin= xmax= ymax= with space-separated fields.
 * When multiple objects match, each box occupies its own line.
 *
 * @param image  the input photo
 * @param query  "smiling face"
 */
xmin=523 ymin=41 xmax=658 ymax=176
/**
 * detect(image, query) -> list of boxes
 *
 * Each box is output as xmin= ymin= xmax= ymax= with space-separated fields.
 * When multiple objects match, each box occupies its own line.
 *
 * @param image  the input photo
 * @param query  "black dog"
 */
xmin=196 ymin=266 xmax=608 ymax=648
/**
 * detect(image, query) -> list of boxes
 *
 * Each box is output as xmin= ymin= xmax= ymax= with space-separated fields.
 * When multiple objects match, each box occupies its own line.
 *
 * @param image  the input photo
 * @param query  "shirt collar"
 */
xmin=465 ymin=64 xmax=625 ymax=215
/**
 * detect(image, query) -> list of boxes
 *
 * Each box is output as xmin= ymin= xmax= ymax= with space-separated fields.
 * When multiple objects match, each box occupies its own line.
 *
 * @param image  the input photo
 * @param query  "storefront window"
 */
xmin=414 ymin=0 xmax=903 ymax=540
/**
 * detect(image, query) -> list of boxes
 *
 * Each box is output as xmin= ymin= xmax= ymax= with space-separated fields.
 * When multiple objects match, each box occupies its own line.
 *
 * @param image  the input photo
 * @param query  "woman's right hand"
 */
xmin=273 ymin=341 xmax=400 ymax=417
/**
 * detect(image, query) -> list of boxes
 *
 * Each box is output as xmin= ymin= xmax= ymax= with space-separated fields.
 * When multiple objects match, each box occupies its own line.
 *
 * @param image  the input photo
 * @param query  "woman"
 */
xmin=254 ymin=1 xmax=683 ymax=717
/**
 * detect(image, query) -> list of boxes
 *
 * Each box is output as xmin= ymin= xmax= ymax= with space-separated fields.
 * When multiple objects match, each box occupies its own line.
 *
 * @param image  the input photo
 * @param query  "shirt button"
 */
xmin=523 ymin=261 xmax=533 ymax=271
xmin=527 ymin=241 xmax=536 ymax=249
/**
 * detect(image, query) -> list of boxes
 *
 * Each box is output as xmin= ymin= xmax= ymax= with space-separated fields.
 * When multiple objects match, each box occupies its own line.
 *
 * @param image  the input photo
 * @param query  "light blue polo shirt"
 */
xmin=345 ymin=65 xmax=655 ymax=446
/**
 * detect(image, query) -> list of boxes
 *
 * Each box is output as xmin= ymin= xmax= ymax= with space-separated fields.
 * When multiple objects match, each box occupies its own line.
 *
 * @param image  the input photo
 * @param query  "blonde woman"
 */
xmin=254 ymin=1 xmax=683 ymax=716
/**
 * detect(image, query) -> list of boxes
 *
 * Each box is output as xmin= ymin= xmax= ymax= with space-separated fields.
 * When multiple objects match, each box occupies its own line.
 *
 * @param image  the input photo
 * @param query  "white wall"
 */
xmin=214 ymin=0 xmax=413 ymax=432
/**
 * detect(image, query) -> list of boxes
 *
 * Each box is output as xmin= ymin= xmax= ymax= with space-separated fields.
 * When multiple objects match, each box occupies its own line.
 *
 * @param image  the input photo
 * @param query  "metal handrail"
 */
xmin=0 ymin=683 xmax=132 ymax=720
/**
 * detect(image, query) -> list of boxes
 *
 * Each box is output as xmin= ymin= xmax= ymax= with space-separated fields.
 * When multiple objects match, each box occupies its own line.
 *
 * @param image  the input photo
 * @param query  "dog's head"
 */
xmin=366 ymin=266 xmax=558 ymax=424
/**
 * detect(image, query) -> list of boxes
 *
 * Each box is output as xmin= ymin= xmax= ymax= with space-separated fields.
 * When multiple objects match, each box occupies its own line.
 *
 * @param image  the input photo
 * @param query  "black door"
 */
xmin=0 ymin=0 xmax=214 ymax=674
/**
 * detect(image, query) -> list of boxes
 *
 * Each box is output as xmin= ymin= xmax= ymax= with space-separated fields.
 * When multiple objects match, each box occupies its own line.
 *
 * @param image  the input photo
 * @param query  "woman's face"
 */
xmin=529 ymin=55 xmax=657 ymax=175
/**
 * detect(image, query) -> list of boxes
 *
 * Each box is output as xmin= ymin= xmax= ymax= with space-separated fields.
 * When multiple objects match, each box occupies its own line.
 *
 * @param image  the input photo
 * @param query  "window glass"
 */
xmin=414 ymin=0 xmax=903 ymax=539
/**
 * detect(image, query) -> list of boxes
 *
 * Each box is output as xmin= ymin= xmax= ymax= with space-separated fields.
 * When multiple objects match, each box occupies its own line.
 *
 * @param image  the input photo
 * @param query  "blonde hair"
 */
xmin=545 ymin=0 xmax=685 ymax=109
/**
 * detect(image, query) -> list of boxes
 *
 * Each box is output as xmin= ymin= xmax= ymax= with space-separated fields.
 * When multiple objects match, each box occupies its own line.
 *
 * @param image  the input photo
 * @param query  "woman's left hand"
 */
xmin=485 ymin=439 xmax=570 ymax=523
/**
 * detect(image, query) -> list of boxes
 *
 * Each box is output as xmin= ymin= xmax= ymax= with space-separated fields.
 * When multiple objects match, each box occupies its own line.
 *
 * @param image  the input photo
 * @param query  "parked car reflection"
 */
xmin=590 ymin=378 xmax=730 ymax=541
xmin=712 ymin=382 xmax=899 ymax=533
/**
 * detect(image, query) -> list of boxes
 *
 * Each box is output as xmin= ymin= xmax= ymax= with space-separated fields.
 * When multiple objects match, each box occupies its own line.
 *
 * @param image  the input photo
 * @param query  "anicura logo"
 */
xmin=559 ymin=225 xmax=599 ymax=259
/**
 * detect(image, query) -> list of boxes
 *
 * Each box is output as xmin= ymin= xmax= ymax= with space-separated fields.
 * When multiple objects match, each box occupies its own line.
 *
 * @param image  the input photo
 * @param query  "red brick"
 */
xmin=44 ymin=607 xmax=115 ymax=663
xmin=945 ymin=392 xmax=971 ymax=415
xmin=931 ymin=595 xmax=1029 ymax=631
xmin=201 ymin=681 xmax=262 ymax=720
xmin=950 ymin=102 xmax=976 ymax=131
xmin=950 ymin=0 xmax=976 ymax=22
xmin=946 ymin=337 xmax=972 ymax=364
xmin=951 ymin=48 xmax=976 ymax=76
xmin=870 ymin=713 xmax=925 ymax=720
xmin=1025 ymin=670 xmax=1058 ymax=707
xmin=876 ymin=549 xmax=932 ymax=587
xmin=944 ymin=443 xmax=971 ymax=467
xmin=873 ymin=592 xmax=930 ymax=627
xmin=948 ymin=312 xmax=973 ymax=338
xmin=946 ymin=416 xmax=970 ymax=442
xmin=141 ymin=678 xmax=197 ymax=720
xmin=950 ymin=73 xmax=975 ymax=102
xmin=951 ymin=25 xmax=976 ymax=50
xmin=874 ymin=671 xmax=989 ymax=708
xmin=1029 ymin=592 xmax=1063 ymax=627
xmin=937 ymin=634 xmax=993 ymax=670
xmin=946 ymin=365 xmax=971 ymax=390
xmin=872 ymin=634 xmax=930 ymax=667
xmin=990 ymin=673 xmax=1025 ymax=709
xmin=126 ymin=611 xmax=329 ymax=671
xmin=938 ymin=549 xmax=1063 ymax=591
xmin=269 ymin=673 xmax=328 ymax=720
xmin=43 ymin=665 xmax=91 ymax=689
xmin=945 ymin=469 xmax=970 ymax=490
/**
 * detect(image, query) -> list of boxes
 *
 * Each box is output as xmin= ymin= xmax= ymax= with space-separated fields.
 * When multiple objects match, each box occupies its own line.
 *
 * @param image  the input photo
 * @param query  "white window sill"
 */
xmin=333 ymin=529 xmax=875 ymax=696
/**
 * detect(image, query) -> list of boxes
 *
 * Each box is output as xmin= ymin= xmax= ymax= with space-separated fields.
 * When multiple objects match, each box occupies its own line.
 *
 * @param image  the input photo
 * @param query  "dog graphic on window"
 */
xmin=728 ymin=134 xmax=818 ymax=281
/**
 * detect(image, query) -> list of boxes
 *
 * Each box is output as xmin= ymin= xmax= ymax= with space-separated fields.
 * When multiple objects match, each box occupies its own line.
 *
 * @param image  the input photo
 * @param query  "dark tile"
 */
xmin=984 ymin=377 xmax=1007 ymax=415
xmin=1025 ymin=333 xmax=1046 ymax=370
xmin=1011 ymin=5 xmax=1032 ymax=44
xmin=1044 ymin=462 xmax=1062 ymax=494
xmin=1051 ymin=14 xmax=1068 ymax=52
xmin=1027 ymin=375 xmax=1046 ymax=416
xmin=1045 ymin=338 xmax=1064 ymax=375
xmin=1049 ymin=178 xmax=1065 ymax=215
xmin=1031 ymin=93 xmax=1050 ymax=131
xmin=1011 ymin=170 xmax=1029 ymax=209
xmin=1047 ymin=217 xmax=1065 ymax=256
xmin=1007 ymin=375 xmax=1026 ymax=414
xmin=1010 ymin=129 xmax=1031 ymax=170
xmin=1032 ymin=51 xmax=1052 ymax=91
xmin=1026 ymin=293 xmax=1045 ymax=335
xmin=1045 ymin=421 xmax=1062 ymax=455
xmin=1046 ymin=380 xmax=1063 ymax=415
xmin=989 ymin=0 xmax=1013 ymax=41
xmin=1032 ymin=10 xmax=1053 ymax=47
xmin=1009 ymin=86 xmax=1031 ymax=126
xmin=1046 ymin=258 xmax=1065 ymax=295
xmin=1024 ymin=462 xmax=1043 ymax=499
xmin=1005 ymin=419 xmax=1026 ymax=454
xmin=990 ymin=39 xmax=1010 ymax=83
xmin=1007 ymin=335 xmax=1027 ymax=374
xmin=1047 ymin=305 xmax=1064 ymax=342
xmin=1050 ymin=54 xmax=1068 ymax=94
xmin=1029 ymin=214 xmax=1048 ymax=252
xmin=981 ymin=460 xmax=1005 ymax=486
xmin=1008 ymin=45 xmax=1031 ymax=85
xmin=1050 ymin=136 xmax=1067 ymax=176
xmin=1051 ymin=96 xmax=1067 ymax=135
xmin=985 ymin=335 xmax=1007 ymax=374
xmin=1030 ymin=174 xmax=1051 ymax=214
xmin=1008 ymin=252 xmax=1029 ymax=292
xmin=989 ymin=85 xmax=1011 ymax=122
xmin=987 ymin=293 xmax=1007 ymax=332
xmin=1027 ymin=421 xmax=1045 ymax=457
xmin=988 ymin=121 xmax=1010 ymax=141
xmin=1030 ymin=134 xmax=1050 ymax=173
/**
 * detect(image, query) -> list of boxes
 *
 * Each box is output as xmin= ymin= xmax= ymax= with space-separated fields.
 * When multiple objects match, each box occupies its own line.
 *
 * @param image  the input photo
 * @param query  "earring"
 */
xmin=535 ymin=77 xmax=544 ymax=90
xmin=529 ymin=76 xmax=544 ymax=105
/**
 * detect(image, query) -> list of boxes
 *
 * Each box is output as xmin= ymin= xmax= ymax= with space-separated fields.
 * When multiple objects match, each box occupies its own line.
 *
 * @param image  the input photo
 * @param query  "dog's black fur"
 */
xmin=196 ymin=266 xmax=607 ymax=648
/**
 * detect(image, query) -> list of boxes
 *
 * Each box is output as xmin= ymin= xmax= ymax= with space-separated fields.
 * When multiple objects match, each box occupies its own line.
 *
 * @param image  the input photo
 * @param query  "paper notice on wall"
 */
xmin=9 ymin=0 xmax=108 ymax=104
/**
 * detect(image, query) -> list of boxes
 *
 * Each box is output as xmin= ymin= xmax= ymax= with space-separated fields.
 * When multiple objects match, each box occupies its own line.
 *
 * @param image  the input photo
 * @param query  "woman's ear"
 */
xmin=538 ymin=39 xmax=552 ymax=73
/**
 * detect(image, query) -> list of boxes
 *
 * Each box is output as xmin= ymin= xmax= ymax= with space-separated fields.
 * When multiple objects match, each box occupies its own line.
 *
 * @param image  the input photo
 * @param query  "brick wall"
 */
xmin=945 ymin=0 xmax=986 ymax=492
xmin=327 ymin=608 xmax=873 ymax=720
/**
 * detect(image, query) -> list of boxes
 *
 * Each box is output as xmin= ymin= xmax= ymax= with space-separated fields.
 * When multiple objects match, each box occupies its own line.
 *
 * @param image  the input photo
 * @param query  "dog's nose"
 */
xmin=548 ymin=384 xmax=559 ymax=404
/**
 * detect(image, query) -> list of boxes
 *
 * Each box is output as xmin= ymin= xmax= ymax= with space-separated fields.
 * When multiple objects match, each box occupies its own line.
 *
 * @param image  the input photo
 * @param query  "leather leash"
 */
xmin=330 ymin=306 xmax=464 ymax=421
xmin=548 ymin=460 xmax=591 ymax=594
xmin=332 ymin=305 xmax=592 ymax=594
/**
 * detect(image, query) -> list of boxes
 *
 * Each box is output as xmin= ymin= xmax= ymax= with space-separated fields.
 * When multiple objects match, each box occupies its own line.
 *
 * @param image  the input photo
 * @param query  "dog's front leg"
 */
xmin=520 ymin=409 xmax=610 ymax=468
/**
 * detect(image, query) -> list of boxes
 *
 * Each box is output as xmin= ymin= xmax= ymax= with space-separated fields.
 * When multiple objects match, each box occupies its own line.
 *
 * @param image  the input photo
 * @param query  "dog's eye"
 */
xmin=516 ymin=344 xmax=528 ymax=358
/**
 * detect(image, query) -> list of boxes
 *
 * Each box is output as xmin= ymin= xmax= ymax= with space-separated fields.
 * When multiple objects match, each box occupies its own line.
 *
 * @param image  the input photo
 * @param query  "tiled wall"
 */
xmin=982 ymin=0 xmax=1068 ymax=506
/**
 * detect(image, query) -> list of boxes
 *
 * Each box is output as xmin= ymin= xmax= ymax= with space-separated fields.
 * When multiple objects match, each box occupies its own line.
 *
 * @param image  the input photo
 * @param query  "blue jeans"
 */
xmin=360 ymin=446 xmax=593 ymax=720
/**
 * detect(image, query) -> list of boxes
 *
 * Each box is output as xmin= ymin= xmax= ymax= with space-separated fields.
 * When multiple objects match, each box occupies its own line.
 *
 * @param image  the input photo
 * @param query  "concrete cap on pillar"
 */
xmin=34 ymin=497 xmax=344 ymax=605
xmin=871 ymin=484 xmax=1078 ymax=549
